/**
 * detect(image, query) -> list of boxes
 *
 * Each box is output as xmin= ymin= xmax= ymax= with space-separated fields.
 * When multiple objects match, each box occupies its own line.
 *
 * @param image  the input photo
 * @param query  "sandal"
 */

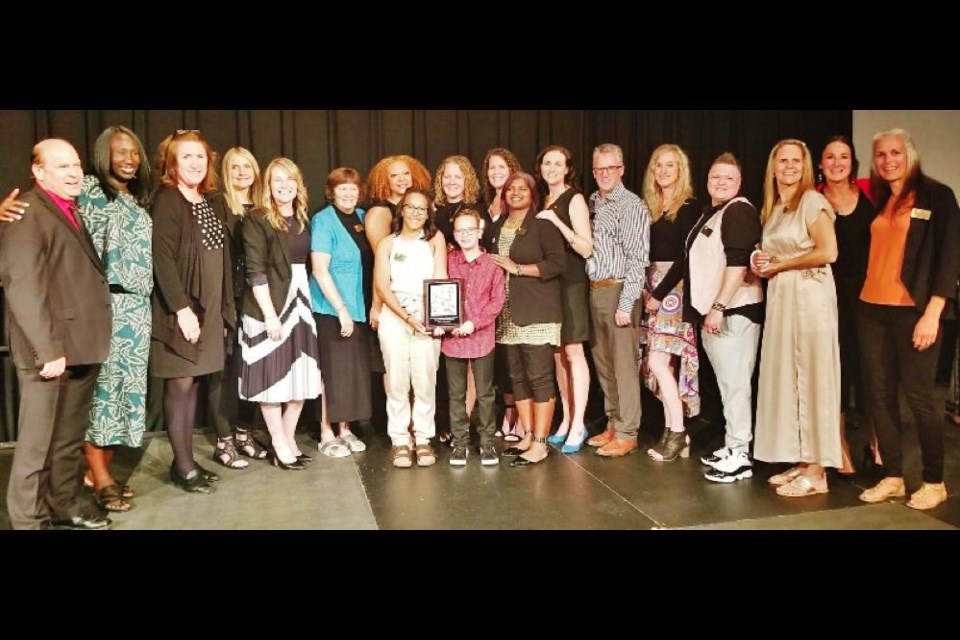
xmin=319 ymin=438 xmax=352 ymax=458
xmin=415 ymin=443 xmax=437 ymax=467
xmin=391 ymin=444 xmax=414 ymax=468
xmin=768 ymin=466 xmax=802 ymax=486
xmin=95 ymin=484 xmax=132 ymax=512
xmin=121 ymin=484 xmax=135 ymax=499
xmin=340 ymin=432 xmax=367 ymax=453
xmin=235 ymin=429 xmax=269 ymax=459
xmin=213 ymin=437 xmax=249 ymax=469
xmin=906 ymin=482 xmax=947 ymax=510
xmin=775 ymin=474 xmax=829 ymax=498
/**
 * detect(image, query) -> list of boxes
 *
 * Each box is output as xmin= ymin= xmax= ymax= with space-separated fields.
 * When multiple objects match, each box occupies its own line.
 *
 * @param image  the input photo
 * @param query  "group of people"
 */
xmin=0 ymin=125 xmax=957 ymax=530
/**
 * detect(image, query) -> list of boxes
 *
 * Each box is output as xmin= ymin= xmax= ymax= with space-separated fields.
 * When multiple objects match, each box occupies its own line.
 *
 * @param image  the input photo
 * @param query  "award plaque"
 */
xmin=423 ymin=279 xmax=463 ymax=329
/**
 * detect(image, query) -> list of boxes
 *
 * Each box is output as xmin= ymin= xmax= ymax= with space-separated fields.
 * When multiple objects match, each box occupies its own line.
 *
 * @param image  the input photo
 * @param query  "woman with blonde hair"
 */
xmin=433 ymin=155 xmax=489 ymax=247
xmin=239 ymin=158 xmax=322 ymax=469
xmin=639 ymin=144 xmax=701 ymax=461
xmin=752 ymin=139 xmax=841 ymax=497
xmin=207 ymin=146 xmax=270 ymax=469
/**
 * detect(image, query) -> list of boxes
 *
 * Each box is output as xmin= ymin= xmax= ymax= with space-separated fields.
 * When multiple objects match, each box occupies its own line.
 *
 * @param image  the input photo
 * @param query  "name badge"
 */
xmin=910 ymin=208 xmax=932 ymax=221
xmin=701 ymin=227 xmax=714 ymax=237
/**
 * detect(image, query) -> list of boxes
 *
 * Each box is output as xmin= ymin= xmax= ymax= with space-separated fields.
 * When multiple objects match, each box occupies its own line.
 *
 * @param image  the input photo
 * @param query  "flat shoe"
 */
xmin=768 ymin=466 xmax=802 ymax=486
xmin=340 ymin=432 xmax=367 ymax=453
xmin=775 ymin=475 xmax=829 ymax=497
xmin=319 ymin=438 xmax=352 ymax=458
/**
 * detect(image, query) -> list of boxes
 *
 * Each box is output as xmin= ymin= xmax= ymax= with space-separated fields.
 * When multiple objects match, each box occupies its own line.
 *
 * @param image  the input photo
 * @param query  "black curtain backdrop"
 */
xmin=0 ymin=109 xmax=851 ymax=440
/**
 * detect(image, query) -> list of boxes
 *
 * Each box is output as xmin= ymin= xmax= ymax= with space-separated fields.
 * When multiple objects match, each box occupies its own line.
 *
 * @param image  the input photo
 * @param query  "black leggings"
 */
xmin=164 ymin=377 xmax=199 ymax=476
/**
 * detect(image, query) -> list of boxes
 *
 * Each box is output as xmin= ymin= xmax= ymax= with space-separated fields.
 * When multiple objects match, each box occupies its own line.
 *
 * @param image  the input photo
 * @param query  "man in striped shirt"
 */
xmin=585 ymin=143 xmax=651 ymax=457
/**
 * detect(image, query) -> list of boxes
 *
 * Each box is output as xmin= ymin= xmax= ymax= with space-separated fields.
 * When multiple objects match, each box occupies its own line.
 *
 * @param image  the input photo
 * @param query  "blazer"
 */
xmin=209 ymin=191 xmax=247 ymax=309
xmin=0 ymin=187 xmax=111 ymax=369
xmin=489 ymin=209 xmax=565 ymax=326
xmin=241 ymin=211 xmax=294 ymax=321
xmin=151 ymin=186 xmax=236 ymax=363
xmin=875 ymin=178 xmax=960 ymax=319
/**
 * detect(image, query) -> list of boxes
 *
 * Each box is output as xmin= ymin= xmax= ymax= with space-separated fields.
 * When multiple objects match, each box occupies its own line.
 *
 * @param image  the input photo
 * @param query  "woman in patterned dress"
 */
xmin=639 ymin=144 xmax=701 ymax=461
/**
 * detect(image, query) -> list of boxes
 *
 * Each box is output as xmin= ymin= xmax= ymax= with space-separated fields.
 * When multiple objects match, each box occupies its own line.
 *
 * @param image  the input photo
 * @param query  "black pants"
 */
xmin=505 ymin=343 xmax=556 ymax=403
xmin=7 ymin=364 xmax=100 ymax=529
xmin=446 ymin=351 xmax=496 ymax=446
xmin=857 ymin=302 xmax=945 ymax=483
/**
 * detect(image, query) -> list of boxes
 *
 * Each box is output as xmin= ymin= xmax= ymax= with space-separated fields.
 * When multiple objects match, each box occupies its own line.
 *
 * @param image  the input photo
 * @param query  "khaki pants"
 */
xmin=589 ymin=284 xmax=641 ymax=440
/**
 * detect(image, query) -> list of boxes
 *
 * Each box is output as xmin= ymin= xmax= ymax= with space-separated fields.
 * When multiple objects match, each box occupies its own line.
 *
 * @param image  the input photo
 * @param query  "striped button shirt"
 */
xmin=586 ymin=182 xmax=651 ymax=313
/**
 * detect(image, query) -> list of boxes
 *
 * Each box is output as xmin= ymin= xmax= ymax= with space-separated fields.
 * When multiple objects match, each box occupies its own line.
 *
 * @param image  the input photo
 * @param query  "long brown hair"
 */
xmin=156 ymin=130 xmax=219 ymax=195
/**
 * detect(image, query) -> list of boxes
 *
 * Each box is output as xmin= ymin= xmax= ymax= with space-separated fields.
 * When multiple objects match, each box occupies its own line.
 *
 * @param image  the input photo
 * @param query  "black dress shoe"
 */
xmin=271 ymin=453 xmax=307 ymax=470
xmin=170 ymin=465 xmax=214 ymax=494
xmin=51 ymin=513 xmax=112 ymax=530
xmin=296 ymin=453 xmax=314 ymax=463
xmin=510 ymin=452 xmax=549 ymax=467
xmin=501 ymin=446 xmax=529 ymax=457
xmin=194 ymin=464 xmax=221 ymax=482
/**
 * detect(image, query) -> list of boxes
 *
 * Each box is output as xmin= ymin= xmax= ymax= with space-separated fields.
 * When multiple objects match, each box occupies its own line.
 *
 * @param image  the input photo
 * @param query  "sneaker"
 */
xmin=700 ymin=447 xmax=731 ymax=469
xmin=704 ymin=450 xmax=753 ymax=483
xmin=450 ymin=445 xmax=469 ymax=466
xmin=479 ymin=444 xmax=500 ymax=466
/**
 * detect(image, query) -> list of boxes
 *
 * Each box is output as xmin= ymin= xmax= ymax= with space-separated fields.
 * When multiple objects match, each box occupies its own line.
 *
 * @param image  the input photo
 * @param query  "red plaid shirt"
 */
xmin=441 ymin=250 xmax=505 ymax=359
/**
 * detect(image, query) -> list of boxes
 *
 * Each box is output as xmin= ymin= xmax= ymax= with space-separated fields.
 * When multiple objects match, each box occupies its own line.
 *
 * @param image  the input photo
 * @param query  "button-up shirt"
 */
xmin=586 ymin=182 xmax=650 ymax=313
xmin=42 ymin=187 xmax=81 ymax=230
xmin=442 ymin=249 xmax=505 ymax=359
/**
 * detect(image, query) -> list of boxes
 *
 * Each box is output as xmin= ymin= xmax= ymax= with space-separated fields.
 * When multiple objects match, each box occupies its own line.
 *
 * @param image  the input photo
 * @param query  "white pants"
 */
xmin=700 ymin=314 xmax=761 ymax=455
xmin=378 ymin=306 xmax=441 ymax=445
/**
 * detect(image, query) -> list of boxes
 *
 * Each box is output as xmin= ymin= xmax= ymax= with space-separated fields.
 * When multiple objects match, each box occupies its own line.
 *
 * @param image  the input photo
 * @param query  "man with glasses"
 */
xmin=585 ymin=143 xmax=651 ymax=457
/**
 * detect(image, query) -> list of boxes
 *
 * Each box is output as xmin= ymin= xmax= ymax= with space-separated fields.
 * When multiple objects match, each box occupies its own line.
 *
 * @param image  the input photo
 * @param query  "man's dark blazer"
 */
xmin=0 ymin=187 xmax=111 ymax=369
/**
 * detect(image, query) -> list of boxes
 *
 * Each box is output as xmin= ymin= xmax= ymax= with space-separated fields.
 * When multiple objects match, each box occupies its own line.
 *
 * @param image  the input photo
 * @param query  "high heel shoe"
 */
xmin=561 ymin=428 xmax=589 ymax=454
xmin=296 ymin=452 xmax=314 ymax=463
xmin=271 ymin=452 xmax=307 ymax=470
xmin=649 ymin=429 xmax=690 ymax=462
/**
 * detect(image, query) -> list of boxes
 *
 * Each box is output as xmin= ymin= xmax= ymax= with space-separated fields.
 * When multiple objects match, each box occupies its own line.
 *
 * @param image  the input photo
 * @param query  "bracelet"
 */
xmin=711 ymin=302 xmax=726 ymax=312
xmin=335 ymin=303 xmax=346 ymax=312
xmin=516 ymin=264 xmax=523 ymax=277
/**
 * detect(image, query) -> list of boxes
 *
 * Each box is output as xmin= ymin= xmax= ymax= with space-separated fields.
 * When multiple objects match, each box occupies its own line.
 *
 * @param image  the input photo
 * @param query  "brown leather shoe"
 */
xmin=587 ymin=428 xmax=615 ymax=448
xmin=596 ymin=437 xmax=638 ymax=457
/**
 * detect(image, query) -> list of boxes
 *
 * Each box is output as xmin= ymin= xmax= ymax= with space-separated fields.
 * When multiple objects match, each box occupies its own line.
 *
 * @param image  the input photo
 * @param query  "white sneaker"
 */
xmin=700 ymin=447 xmax=731 ymax=469
xmin=704 ymin=450 xmax=753 ymax=483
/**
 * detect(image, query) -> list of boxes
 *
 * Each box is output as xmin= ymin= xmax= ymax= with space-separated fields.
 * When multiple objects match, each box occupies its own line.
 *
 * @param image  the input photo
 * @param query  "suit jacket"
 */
xmin=489 ymin=209 xmax=565 ymax=326
xmin=0 ymin=187 xmax=111 ymax=369
xmin=241 ymin=211 xmax=293 ymax=321
xmin=878 ymin=178 xmax=960 ymax=319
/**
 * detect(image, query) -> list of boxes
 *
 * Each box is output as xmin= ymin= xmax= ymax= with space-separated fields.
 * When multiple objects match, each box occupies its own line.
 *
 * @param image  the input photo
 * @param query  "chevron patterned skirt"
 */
xmin=238 ymin=264 xmax=322 ymax=403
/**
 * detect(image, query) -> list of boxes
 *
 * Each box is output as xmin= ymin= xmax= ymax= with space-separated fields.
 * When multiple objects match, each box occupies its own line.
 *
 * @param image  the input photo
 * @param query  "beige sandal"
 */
xmin=768 ymin=466 xmax=802 ymax=486
xmin=391 ymin=444 xmax=414 ymax=468
xmin=415 ymin=443 xmax=437 ymax=467
xmin=775 ymin=474 xmax=829 ymax=497
xmin=906 ymin=482 xmax=947 ymax=510
xmin=859 ymin=477 xmax=905 ymax=503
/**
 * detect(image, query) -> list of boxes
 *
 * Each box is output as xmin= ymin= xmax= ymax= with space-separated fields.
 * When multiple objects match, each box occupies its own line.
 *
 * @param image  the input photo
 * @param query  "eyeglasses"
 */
xmin=454 ymin=227 xmax=479 ymax=236
xmin=592 ymin=165 xmax=622 ymax=176
xmin=175 ymin=129 xmax=201 ymax=135
xmin=403 ymin=204 xmax=429 ymax=216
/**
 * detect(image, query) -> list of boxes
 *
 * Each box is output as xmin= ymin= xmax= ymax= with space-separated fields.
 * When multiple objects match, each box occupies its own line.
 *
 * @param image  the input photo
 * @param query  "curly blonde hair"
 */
xmin=365 ymin=155 xmax=431 ymax=203
xmin=260 ymin=157 xmax=309 ymax=233
xmin=433 ymin=155 xmax=481 ymax=206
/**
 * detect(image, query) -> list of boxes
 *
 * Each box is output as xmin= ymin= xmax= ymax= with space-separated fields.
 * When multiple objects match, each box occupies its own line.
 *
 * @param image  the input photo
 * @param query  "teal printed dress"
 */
xmin=78 ymin=175 xmax=153 ymax=447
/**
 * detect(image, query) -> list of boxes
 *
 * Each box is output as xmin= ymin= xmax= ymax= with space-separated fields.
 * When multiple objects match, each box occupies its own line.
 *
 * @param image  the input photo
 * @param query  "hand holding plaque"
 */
xmin=423 ymin=279 xmax=463 ymax=330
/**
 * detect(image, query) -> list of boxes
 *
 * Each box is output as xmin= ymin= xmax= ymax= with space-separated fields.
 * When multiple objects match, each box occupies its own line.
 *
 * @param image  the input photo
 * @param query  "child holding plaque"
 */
xmin=444 ymin=209 xmax=506 ymax=466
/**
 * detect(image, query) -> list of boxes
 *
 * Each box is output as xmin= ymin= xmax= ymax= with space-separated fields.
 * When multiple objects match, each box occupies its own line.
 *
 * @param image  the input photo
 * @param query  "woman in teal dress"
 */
xmin=79 ymin=126 xmax=154 ymax=511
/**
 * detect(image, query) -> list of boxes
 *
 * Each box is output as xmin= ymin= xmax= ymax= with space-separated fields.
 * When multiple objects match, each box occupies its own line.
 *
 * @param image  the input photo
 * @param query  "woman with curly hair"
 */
xmin=433 ymin=155 xmax=491 ymax=249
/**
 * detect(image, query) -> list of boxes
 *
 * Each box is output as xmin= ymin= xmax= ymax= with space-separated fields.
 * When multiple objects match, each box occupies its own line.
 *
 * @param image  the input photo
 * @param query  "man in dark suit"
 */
xmin=0 ymin=139 xmax=113 ymax=530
